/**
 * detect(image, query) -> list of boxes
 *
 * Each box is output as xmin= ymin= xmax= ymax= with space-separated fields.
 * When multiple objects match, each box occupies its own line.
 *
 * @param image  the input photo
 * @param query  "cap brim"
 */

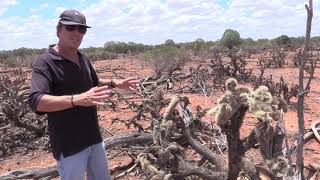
xmin=59 ymin=20 xmax=91 ymax=28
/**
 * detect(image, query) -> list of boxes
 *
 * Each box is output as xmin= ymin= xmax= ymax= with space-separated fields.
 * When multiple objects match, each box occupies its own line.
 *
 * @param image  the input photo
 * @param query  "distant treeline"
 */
xmin=1 ymin=33 xmax=320 ymax=67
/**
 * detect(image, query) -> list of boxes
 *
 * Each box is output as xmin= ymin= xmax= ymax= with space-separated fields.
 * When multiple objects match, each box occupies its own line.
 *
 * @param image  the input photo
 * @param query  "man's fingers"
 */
xmin=129 ymin=80 xmax=140 ymax=85
xmin=94 ymin=90 xmax=112 ymax=96
xmin=125 ymin=77 xmax=140 ymax=84
xmin=93 ymin=86 xmax=109 ymax=93
xmin=92 ymin=101 xmax=105 ymax=106
xmin=126 ymin=77 xmax=138 ymax=81
xmin=90 ymin=86 xmax=99 ymax=91
xmin=91 ymin=94 xmax=111 ymax=101
xmin=128 ymin=79 xmax=140 ymax=83
xmin=130 ymin=82 xmax=140 ymax=88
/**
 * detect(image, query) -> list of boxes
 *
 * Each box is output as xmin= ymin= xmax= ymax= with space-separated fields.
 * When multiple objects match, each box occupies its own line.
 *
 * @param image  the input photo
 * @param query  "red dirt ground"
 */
xmin=0 ymin=55 xmax=319 ymax=179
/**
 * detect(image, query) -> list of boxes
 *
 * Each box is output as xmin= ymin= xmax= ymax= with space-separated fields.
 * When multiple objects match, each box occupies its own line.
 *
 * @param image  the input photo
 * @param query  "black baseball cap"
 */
xmin=59 ymin=9 xmax=91 ymax=28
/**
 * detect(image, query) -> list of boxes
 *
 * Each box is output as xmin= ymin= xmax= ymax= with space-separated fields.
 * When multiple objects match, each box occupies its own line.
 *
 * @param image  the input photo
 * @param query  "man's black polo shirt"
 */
xmin=29 ymin=45 xmax=102 ymax=160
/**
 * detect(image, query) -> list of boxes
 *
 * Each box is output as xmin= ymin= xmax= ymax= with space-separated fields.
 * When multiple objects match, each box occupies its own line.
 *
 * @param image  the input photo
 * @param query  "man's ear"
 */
xmin=56 ymin=25 xmax=62 ymax=38
xmin=56 ymin=29 xmax=59 ymax=38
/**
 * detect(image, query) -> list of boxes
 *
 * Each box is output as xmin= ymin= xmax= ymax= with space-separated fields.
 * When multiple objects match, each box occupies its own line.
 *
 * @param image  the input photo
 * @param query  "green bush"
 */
xmin=2 ymin=56 xmax=18 ymax=67
xmin=193 ymin=38 xmax=208 ymax=57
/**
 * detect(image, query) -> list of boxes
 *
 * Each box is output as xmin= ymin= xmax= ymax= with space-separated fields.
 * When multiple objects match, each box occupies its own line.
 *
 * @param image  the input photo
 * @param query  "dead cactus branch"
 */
xmin=0 ymin=69 xmax=47 ymax=157
xmin=257 ymin=48 xmax=287 ymax=69
xmin=208 ymin=78 xmax=290 ymax=179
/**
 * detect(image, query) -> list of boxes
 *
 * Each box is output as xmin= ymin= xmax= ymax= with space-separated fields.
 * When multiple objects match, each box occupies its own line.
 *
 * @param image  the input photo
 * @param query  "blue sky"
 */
xmin=0 ymin=0 xmax=319 ymax=50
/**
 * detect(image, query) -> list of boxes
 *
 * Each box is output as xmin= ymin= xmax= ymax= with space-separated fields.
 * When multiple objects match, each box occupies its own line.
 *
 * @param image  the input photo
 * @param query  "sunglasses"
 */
xmin=64 ymin=25 xmax=87 ymax=34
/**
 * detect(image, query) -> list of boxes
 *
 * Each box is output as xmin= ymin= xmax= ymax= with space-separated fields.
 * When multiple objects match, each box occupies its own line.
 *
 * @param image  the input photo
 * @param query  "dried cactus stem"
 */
xmin=220 ymin=104 xmax=249 ymax=180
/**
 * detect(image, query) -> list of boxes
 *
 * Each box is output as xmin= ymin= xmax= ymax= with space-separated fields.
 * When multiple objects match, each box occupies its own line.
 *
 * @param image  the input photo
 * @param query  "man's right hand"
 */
xmin=73 ymin=86 xmax=112 ymax=106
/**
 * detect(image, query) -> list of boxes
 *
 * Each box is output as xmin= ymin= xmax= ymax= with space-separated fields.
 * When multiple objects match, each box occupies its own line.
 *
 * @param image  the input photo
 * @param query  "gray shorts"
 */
xmin=57 ymin=142 xmax=111 ymax=180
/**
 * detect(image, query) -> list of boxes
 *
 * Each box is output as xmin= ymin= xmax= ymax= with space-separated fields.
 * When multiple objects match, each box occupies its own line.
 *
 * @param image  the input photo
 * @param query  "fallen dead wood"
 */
xmin=183 ymin=114 xmax=225 ymax=170
xmin=172 ymin=156 xmax=225 ymax=180
xmin=0 ymin=70 xmax=16 ymax=74
xmin=0 ymin=166 xmax=58 ymax=180
xmin=0 ymin=132 xmax=153 ymax=180
xmin=113 ymin=161 xmax=138 ymax=179
xmin=178 ymin=101 xmax=227 ymax=179
xmin=311 ymin=120 xmax=320 ymax=143
xmin=305 ymin=127 xmax=320 ymax=143
xmin=103 ymin=132 xmax=153 ymax=149
xmin=95 ymin=66 xmax=126 ymax=73
xmin=290 ymin=122 xmax=320 ymax=153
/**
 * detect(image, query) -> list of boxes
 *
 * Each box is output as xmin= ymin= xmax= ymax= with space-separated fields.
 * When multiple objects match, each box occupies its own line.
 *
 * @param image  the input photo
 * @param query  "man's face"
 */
xmin=58 ymin=24 xmax=87 ymax=49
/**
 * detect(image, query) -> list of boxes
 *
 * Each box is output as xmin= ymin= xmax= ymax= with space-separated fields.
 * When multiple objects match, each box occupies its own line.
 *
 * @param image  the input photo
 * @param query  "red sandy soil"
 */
xmin=0 ymin=55 xmax=319 ymax=179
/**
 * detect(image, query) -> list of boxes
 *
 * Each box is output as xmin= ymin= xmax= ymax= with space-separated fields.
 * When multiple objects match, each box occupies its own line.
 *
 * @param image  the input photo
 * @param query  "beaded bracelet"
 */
xmin=108 ymin=80 xmax=116 ymax=88
xmin=71 ymin=95 xmax=75 ymax=107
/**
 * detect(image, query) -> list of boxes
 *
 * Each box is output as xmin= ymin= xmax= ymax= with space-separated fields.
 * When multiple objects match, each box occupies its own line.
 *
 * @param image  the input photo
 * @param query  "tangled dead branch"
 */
xmin=0 ymin=69 xmax=48 ymax=157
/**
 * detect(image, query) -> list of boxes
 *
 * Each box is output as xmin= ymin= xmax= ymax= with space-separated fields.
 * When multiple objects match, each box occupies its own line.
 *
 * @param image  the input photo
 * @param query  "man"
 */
xmin=29 ymin=9 xmax=139 ymax=180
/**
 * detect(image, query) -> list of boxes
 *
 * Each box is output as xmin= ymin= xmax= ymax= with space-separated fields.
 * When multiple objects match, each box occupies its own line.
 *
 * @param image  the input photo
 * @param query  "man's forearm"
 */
xmin=37 ymin=94 xmax=73 ymax=112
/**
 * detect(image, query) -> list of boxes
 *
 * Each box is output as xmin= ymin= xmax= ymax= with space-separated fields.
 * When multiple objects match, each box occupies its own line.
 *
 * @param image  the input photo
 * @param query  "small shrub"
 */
xmin=2 ymin=56 xmax=18 ymax=67
xmin=139 ymin=46 xmax=191 ymax=77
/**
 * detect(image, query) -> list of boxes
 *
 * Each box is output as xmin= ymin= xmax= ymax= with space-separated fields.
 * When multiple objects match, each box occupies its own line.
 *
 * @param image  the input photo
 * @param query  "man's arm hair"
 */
xmin=36 ymin=94 xmax=73 ymax=112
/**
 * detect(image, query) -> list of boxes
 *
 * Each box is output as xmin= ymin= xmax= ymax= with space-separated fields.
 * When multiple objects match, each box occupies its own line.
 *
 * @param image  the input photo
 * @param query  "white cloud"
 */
xmin=40 ymin=3 xmax=49 ymax=9
xmin=0 ymin=0 xmax=320 ymax=50
xmin=0 ymin=14 xmax=57 ymax=49
xmin=0 ymin=0 xmax=18 ymax=16
xmin=29 ymin=3 xmax=49 ymax=14
xmin=80 ymin=0 xmax=227 ymax=46
xmin=55 ymin=7 xmax=67 ymax=16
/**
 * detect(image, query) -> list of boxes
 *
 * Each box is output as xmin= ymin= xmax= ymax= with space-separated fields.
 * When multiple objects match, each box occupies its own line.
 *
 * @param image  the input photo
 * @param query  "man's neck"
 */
xmin=54 ymin=43 xmax=79 ymax=61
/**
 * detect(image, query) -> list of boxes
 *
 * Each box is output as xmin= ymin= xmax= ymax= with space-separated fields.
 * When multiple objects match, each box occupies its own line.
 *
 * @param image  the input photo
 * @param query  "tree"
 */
xmin=220 ymin=29 xmax=242 ymax=49
xmin=164 ymin=39 xmax=175 ymax=46
xmin=273 ymin=35 xmax=291 ymax=46
xmin=193 ymin=38 xmax=209 ymax=57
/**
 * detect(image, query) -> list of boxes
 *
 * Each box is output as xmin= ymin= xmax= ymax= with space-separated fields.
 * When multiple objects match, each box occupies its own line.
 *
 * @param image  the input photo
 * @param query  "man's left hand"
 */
xmin=114 ymin=77 xmax=140 ymax=91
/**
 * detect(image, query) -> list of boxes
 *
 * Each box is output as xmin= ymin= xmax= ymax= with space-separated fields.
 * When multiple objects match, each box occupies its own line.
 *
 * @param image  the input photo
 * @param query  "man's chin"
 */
xmin=68 ymin=43 xmax=81 ymax=50
xmin=69 ymin=40 xmax=81 ymax=46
